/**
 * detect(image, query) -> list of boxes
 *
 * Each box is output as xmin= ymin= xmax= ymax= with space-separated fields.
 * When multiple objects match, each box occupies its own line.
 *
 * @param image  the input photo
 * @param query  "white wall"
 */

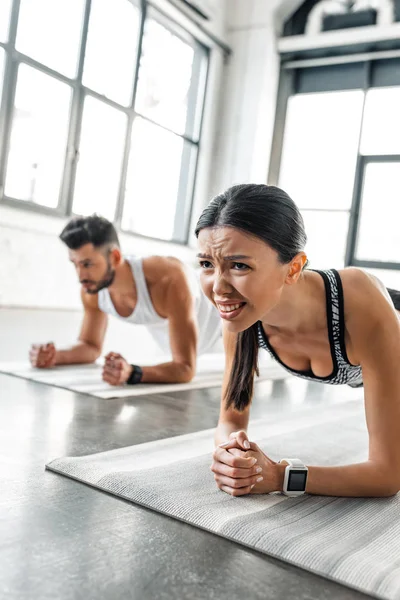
xmin=210 ymin=0 xmax=285 ymax=195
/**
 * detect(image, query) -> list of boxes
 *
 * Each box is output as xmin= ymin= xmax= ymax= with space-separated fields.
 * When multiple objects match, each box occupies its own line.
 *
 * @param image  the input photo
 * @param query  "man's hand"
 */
xmin=211 ymin=430 xmax=280 ymax=496
xmin=102 ymin=352 xmax=133 ymax=386
xmin=29 ymin=343 xmax=57 ymax=368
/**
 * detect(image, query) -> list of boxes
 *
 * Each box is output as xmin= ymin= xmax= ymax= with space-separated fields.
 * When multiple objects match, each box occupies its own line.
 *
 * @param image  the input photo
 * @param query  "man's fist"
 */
xmin=102 ymin=352 xmax=132 ymax=386
xmin=29 ymin=343 xmax=57 ymax=368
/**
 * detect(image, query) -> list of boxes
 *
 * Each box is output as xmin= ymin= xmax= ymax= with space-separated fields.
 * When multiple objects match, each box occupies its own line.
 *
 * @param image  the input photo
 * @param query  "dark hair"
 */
xmin=195 ymin=183 xmax=307 ymax=412
xmin=59 ymin=214 xmax=120 ymax=250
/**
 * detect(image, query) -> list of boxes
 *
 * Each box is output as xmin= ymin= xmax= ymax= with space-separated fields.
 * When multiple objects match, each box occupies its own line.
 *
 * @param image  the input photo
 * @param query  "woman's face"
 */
xmin=197 ymin=226 xmax=295 ymax=332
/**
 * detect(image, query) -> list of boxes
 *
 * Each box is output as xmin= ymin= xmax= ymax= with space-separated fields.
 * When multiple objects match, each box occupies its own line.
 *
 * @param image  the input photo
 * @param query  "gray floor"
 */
xmin=0 ymin=372 xmax=370 ymax=600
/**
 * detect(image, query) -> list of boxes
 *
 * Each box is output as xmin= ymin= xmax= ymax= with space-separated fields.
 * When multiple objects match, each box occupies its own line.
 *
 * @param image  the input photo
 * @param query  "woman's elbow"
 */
xmin=381 ymin=481 xmax=400 ymax=497
xmin=376 ymin=474 xmax=400 ymax=497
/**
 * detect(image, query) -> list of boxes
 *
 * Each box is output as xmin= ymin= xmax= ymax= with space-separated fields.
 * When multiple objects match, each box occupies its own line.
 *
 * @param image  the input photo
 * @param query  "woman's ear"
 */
xmin=286 ymin=252 xmax=308 ymax=284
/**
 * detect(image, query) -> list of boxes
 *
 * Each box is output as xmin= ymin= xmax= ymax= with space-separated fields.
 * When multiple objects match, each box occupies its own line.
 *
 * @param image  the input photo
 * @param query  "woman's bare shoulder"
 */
xmin=338 ymin=267 xmax=395 ymax=324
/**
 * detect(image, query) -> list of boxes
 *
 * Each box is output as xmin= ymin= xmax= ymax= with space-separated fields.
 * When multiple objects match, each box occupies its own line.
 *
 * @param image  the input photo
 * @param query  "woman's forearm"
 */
xmin=214 ymin=419 xmax=249 ymax=446
xmin=276 ymin=460 xmax=398 ymax=497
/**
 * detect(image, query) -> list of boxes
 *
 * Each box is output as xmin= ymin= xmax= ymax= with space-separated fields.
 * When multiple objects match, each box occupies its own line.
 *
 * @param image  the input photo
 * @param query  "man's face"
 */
xmin=68 ymin=243 xmax=115 ymax=294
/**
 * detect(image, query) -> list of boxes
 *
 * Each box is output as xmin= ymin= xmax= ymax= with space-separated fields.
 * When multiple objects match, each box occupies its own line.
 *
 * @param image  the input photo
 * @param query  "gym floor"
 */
xmin=0 ymin=371 xmax=370 ymax=600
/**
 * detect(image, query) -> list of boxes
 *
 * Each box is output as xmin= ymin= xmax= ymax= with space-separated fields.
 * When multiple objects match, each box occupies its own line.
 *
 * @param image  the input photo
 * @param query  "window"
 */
xmin=0 ymin=0 xmax=12 ymax=43
xmin=278 ymin=61 xmax=400 ymax=277
xmin=360 ymin=87 xmax=400 ymax=156
xmin=0 ymin=0 xmax=209 ymax=244
xmin=121 ymin=9 xmax=206 ymax=242
xmin=122 ymin=117 xmax=196 ymax=240
xmin=135 ymin=16 xmax=200 ymax=137
xmin=355 ymin=160 xmax=400 ymax=263
xmin=5 ymin=64 xmax=72 ymax=207
xmin=83 ymin=0 xmax=140 ymax=106
xmin=0 ymin=48 xmax=5 ymax=99
xmin=72 ymin=95 xmax=127 ymax=220
xmin=279 ymin=90 xmax=364 ymax=269
xmin=354 ymin=86 xmax=400 ymax=269
xmin=16 ymin=0 xmax=86 ymax=78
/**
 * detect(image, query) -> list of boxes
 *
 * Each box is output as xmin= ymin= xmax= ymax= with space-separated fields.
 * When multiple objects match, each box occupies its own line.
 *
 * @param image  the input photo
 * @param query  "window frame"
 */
xmin=0 ymin=0 xmax=210 ymax=245
xmin=270 ymin=57 xmax=400 ymax=273
xmin=349 ymin=154 xmax=400 ymax=271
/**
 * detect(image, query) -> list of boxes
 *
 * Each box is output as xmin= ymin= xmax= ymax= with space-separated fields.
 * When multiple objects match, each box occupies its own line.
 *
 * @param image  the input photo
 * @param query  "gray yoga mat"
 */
xmin=0 ymin=358 xmax=286 ymax=398
xmin=46 ymin=400 xmax=400 ymax=600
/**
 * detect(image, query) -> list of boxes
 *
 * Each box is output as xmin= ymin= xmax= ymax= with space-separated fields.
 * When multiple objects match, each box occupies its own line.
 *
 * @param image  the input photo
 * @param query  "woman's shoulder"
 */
xmin=337 ymin=266 xmax=387 ymax=296
xmin=337 ymin=267 xmax=395 ymax=325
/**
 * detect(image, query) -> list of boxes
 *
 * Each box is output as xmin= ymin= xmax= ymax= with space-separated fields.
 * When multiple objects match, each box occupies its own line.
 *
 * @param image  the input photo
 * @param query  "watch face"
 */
xmin=287 ymin=469 xmax=308 ymax=492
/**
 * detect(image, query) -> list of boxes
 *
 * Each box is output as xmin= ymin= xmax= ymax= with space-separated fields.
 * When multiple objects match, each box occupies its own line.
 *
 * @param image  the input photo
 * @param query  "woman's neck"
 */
xmin=261 ymin=270 xmax=326 ymax=336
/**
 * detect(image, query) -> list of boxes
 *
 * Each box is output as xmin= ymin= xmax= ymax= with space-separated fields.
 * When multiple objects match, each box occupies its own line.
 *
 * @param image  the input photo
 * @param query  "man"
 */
xmin=29 ymin=215 xmax=221 ymax=385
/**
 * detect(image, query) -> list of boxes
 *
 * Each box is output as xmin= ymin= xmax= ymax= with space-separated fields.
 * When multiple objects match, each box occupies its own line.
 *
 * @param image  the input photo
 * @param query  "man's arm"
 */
xmin=140 ymin=267 xmax=198 ymax=384
xmin=55 ymin=291 xmax=107 ymax=365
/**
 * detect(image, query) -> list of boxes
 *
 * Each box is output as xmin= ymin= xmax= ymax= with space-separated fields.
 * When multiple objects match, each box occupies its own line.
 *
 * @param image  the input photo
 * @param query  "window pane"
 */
xmin=355 ymin=162 xmax=400 ymax=262
xmin=122 ymin=117 xmax=193 ymax=240
xmin=360 ymin=87 xmax=400 ymax=155
xmin=302 ymin=211 xmax=349 ymax=269
xmin=135 ymin=16 xmax=197 ymax=136
xmin=73 ymin=96 xmax=127 ymax=221
xmin=279 ymin=91 xmax=364 ymax=210
xmin=0 ymin=48 xmax=5 ymax=98
xmin=83 ymin=0 xmax=140 ymax=106
xmin=5 ymin=64 xmax=72 ymax=207
xmin=16 ymin=0 xmax=85 ymax=78
xmin=0 ymin=0 xmax=12 ymax=43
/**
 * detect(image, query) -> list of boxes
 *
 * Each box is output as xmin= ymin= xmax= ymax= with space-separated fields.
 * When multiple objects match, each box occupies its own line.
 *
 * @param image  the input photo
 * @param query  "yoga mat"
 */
xmin=46 ymin=399 xmax=400 ymax=600
xmin=0 ymin=354 xmax=287 ymax=398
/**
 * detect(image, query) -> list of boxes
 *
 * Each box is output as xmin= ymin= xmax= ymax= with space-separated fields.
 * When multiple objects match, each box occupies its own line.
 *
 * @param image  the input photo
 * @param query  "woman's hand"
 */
xmin=211 ymin=430 xmax=281 ymax=496
xmin=102 ymin=352 xmax=132 ymax=386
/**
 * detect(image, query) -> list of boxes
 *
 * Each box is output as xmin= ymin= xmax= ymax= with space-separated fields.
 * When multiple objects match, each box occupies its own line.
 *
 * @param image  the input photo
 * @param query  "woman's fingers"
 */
xmin=211 ymin=460 xmax=262 ymax=479
xmin=219 ymin=484 xmax=255 ymax=497
xmin=214 ymin=446 xmax=257 ymax=469
xmin=215 ymin=473 xmax=262 ymax=491
xmin=222 ymin=430 xmax=251 ymax=450
xmin=218 ymin=437 xmax=248 ymax=452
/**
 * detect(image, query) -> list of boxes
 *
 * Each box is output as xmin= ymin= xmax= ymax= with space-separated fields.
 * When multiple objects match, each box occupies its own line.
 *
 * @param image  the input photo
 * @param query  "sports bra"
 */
xmin=257 ymin=269 xmax=363 ymax=386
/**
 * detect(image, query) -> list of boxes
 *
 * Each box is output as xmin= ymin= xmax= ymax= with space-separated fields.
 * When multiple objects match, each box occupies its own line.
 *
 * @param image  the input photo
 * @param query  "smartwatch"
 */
xmin=126 ymin=364 xmax=143 ymax=385
xmin=279 ymin=458 xmax=308 ymax=497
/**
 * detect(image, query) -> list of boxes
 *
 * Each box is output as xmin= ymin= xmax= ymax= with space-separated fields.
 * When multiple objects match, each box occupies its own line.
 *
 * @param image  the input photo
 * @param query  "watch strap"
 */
xmin=279 ymin=458 xmax=306 ymax=468
xmin=126 ymin=364 xmax=143 ymax=385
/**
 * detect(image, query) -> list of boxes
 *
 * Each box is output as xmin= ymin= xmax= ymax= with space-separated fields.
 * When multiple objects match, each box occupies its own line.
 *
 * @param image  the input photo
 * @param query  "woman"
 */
xmin=195 ymin=183 xmax=400 ymax=498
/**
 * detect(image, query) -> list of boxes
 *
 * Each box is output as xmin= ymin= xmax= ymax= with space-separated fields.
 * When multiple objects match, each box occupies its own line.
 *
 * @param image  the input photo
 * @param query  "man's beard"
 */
xmin=81 ymin=262 xmax=116 ymax=295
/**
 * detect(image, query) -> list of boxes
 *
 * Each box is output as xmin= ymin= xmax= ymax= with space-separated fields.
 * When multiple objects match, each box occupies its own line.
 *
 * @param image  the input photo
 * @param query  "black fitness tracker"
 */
xmin=126 ymin=364 xmax=143 ymax=385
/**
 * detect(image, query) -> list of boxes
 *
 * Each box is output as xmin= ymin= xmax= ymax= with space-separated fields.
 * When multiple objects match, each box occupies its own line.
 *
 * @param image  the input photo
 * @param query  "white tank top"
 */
xmin=98 ymin=256 xmax=221 ymax=355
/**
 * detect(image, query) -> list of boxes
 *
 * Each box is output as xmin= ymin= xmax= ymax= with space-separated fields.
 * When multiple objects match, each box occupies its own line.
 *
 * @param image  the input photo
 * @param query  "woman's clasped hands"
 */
xmin=211 ymin=430 xmax=280 ymax=496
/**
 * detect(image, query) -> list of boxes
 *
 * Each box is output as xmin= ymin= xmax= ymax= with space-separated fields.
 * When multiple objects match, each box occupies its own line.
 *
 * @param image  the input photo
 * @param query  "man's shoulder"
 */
xmin=142 ymin=255 xmax=188 ymax=285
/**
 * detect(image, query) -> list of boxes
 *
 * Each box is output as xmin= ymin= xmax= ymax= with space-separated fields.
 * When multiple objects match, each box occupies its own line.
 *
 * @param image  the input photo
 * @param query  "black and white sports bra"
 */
xmin=257 ymin=269 xmax=363 ymax=386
